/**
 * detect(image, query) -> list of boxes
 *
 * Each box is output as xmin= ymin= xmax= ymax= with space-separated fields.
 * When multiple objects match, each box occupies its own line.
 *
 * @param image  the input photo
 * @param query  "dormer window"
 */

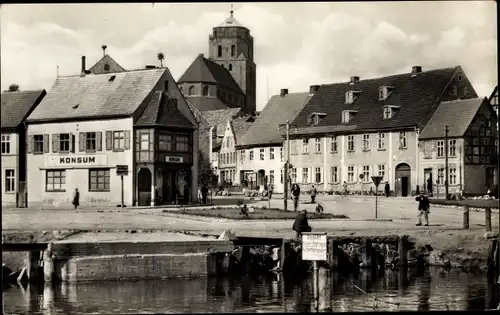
xmin=345 ymin=91 xmax=360 ymax=104
xmin=382 ymin=105 xmax=400 ymax=119
xmin=342 ymin=110 xmax=357 ymax=123
xmin=307 ymin=112 xmax=327 ymax=126
xmin=378 ymin=86 xmax=394 ymax=100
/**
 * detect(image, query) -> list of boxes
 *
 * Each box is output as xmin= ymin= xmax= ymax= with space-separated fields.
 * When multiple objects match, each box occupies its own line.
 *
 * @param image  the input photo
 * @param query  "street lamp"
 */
xmin=278 ymin=120 xmax=297 ymax=211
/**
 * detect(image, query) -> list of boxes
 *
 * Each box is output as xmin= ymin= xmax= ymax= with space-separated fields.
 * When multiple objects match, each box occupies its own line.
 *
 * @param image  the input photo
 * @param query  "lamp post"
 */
xmin=278 ymin=120 xmax=297 ymax=211
xmin=445 ymin=125 xmax=449 ymax=199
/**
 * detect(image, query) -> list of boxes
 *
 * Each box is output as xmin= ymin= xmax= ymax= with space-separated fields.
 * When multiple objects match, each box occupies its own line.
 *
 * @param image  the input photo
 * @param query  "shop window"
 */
xmin=140 ymin=133 xmax=150 ymax=150
xmin=46 ymin=170 xmax=66 ymax=192
xmin=89 ymin=169 xmax=110 ymax=192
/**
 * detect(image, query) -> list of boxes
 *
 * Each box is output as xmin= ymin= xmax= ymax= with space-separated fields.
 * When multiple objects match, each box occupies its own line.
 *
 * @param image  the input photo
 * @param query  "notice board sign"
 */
xmin=301 ymin=232 xmax=327 ymax=261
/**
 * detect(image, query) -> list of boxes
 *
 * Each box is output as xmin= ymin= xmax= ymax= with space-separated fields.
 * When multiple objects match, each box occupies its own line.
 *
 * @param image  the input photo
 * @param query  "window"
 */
xmin=362 ymin=134 xmax=370 ymax=151
xmin=176 ymin=134 xmax=189 ymax=152
xmin=342 ymin=111 xmax=351 ymax=123
xmin=270 ymin=170 xmax=275 ymax=184
xmin=260 ymin=148 xmax=265 ymax=160
xmin=34 ymin=135 xmax=44 ymax=153
xmin=379 ymin=87 xmax=387 ymax=100
xmin=280 ymin=169 xmax=283 ymax=184
xmin=315 ymin=167 xmax=322 ymax=183
xmin=378 ymin=165 xmax=385 ymax=178
xmin=113 ymin=131 xmax=125 ymax=150
xmin=4 ymin=169 xmax=15 ymax=192
xmin=203 ymin=86 xmax=209 ymax=96
xmin=302 ymin=168 xmax=309 ymax=184
xmin=89 ymin=169 xmax=110 ymax=191
xmin=291 ymin=168 xmax=297 ymax=183
xmin=437 ymin=140 xmax=444 ymax=157
xmin=229 ymin=64 xmax=233 ymax=71
xmin=315 ymin=138 xmax=321 ymax=153
xmin=449 ymin=168 xmax=457 ymax=185
xmin=437 ymin=168 xmax=444 ymax=184
xmin=377 ymin=133 xmax=386 ymax=150
xmin=240 ymin=150 xmax=245 ymax=163
xmin=399 ymin=132 xmax=407 ymax=149
xmin=331 ymin=166 xmax=338 ymax=183
xmin=231 ymin=45 xmax=235 ymax=57
xmin=140 ymin=133 xmax=149 ymax=150
xmin=104 ymin=63 xmax=110 ymax=71
xmin=347 ymin=166 xmax=355 ymax=183
xmin=362 ymin=165 xmax=370 ymax=182
xmin=302 ymin=139 xmax=309 ymax=154
xmin=331 ymin=136 xmax=338 ymax=153
xmin=188 ymin=86 xmax=195 ymax=96
xmin=347 ymin=135 xmax=355 ymax=152
xmin=383 ymin=107 xmax=392 ymax=119
xmin=86 ymin=132 xmax=96 ymax=151
xmin=217 ymin=45 xmax=222 ymax=57
xmin=280 ymin=147 xmax=283 ymax=161
xmin=249 ymin=150 xmax=254 ymax=161
xmin=291 ymin=140 xmax=298 ymax=155
xmin=159 ymin=133 xmax=173 ymax=151
xmin=312 ymin=114 xmax=319 ymax=126
xmin=345 ymin=91 xmax=354 ymax=104
xmin=59 ymin=133 xmax=71 ymax=152
xmin=1 ymin=134 xmax=10 ymax=154
xmin=449 ymin=140 xmax=457 ymax=157
xmin=46 ymin=170 xmax=66 ymax=192
xmin=269 ymin=147 xmax=275 ymax=160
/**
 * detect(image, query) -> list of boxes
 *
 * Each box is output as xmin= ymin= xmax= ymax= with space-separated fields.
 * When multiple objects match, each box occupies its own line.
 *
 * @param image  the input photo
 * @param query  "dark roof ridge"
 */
xmin=58 ymin=68 xmax=164 ymax=78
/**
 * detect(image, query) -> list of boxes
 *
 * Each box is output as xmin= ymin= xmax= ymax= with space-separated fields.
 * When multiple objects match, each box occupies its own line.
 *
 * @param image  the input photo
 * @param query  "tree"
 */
xmin=157 ymin=52 xmax=165 ymax=68
xmin=7 ymin=84 xmax=19 ymax=92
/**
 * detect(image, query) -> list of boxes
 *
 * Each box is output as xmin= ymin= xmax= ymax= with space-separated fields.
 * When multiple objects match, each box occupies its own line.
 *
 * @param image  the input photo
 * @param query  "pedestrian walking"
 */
xmin=72 ymin=188 xmax=80 ymax=210
xmin=268 ymin=183 xmax=274 ymax=200
xmin=415 ymin=191 xmax=430 ymax=226
xmin=384 ymin=182 xmax=390 ymax=198
xmin=292 ymin=210 xmax=311 ymax=239
xmin=201 ymin=183 xmax=209 ymax=205
xmin=309 ymin=185 xmax=317 ymax=203
xmin=342 ymin=181 xmax=348 ymax=198
xmin=291 ymin=183 xmax=301 ymax=212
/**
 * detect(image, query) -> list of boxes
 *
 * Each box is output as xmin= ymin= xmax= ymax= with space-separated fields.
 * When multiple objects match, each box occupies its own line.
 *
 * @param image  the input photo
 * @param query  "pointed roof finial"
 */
xmin=230 ymin=4 xmax=234 ymax=17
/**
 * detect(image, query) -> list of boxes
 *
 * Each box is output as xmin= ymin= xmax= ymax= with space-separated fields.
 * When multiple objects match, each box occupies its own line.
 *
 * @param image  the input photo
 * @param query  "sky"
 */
xmin=1 ymin=2 xmax=497 ymax=111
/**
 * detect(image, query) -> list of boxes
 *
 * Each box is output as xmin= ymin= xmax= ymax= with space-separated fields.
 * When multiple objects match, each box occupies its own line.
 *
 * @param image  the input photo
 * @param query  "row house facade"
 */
xmin=1 ymin=89 xmax=46 ymax=208
xmin=25 ymin=56 xmax=198 ymax=208
xmin=236 ymin=88 xmax=313 ymax=192
xmin=287 ymin=65 xmax=479 ymax=196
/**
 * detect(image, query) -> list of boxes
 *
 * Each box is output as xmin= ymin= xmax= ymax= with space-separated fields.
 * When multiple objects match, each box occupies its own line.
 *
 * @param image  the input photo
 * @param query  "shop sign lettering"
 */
xmin=45 ymin=155 xmax=108 ymax=168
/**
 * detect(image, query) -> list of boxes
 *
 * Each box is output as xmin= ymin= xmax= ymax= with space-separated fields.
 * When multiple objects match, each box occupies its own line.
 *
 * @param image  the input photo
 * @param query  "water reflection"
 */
xmin=3 ymin=267 xmax=499 ymax=314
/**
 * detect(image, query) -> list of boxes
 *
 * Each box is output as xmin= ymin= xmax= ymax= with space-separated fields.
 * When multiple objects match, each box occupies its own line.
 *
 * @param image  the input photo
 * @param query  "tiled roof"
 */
xmin=202 ymin=108 xmax=242 ymax=136
xmin=1 ymin=90 xmax=46 ymax=129
xmin=135 ymin=91 xmax=195 ymax=129
xmin=88 ymin=54 xmax=126 ymax=74
xmin=178 ymin=54 xmax=244 ymax=94
xmin=184 ymin=96 xmax=230 ymax=111
xmin=230 ymin=116 xmax=254 ymax=145
xmin=27 ymin=69 xmax=166 ymax=122
xmin=419 ymin=98 xmax=486 ymax=139
xmin=238 ymin=92 xmax=312 ymax=148
xmin=291 ymin=66 xmax=467 ymax=134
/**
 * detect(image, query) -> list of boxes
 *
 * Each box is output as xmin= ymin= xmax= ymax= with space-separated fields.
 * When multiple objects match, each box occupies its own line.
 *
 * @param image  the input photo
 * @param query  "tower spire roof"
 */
xmin=216 ymin=6 xmax=245 ymax=28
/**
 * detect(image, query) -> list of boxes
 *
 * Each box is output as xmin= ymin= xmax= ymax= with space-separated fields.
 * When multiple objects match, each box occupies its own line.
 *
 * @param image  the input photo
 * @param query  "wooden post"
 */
xmin=485 ymin=208 xmax=492 ymax=232
xmin=398 ymin=236 xmax=408 ymax=268
xmin=280 ymin=239 xmax=286 ymax=272
xmin=328 ymin=238 xmax=339 ymax=269
xmin=313 ymin=261 xmax=319 ymax=312
xmin=43 ymin=243 xmax=54 ymax=283
xmin=362 ymin=238 xmax=373 ymax=268
xmin=26 ymin=251 xmax=41 ymax=282
xmin=463 ymin=205 xmax=470 ymax=229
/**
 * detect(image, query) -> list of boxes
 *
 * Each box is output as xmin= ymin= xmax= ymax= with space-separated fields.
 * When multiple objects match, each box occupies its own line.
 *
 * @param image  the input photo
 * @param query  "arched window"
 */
xmin=228 ymin=64 xmax=233 ymax=71
xmin=231 ymin=45 xmax=235 ymax=57
xmin=188 ymin=86 xmax=194 ymax=96
xmin=217 ymin=45 xmax=222 ymax=57
xmin=203 ymin=86 xmax=209 ymax=96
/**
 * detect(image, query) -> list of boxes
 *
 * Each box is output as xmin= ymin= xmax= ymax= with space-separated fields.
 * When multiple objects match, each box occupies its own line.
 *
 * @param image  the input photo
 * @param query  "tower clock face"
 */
xmin=224 ymin=47 xmax=229 ymax=52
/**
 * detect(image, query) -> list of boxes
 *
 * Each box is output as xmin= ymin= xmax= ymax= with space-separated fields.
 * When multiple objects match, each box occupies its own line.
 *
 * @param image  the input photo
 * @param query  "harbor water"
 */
xmin=3 ymin=267 xmax=499 ymax=313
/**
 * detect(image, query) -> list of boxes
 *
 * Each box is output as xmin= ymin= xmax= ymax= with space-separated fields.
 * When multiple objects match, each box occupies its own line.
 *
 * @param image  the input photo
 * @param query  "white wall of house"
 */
xmin=238 ymin=145 xmax=285 ymax=192
xmin=218 ymin=121 xmax=237 ymax=184
xmin=1 ymin=132 xmax=19 ymax=207
xmin=26 ymin=118 xmax=134 ymax=208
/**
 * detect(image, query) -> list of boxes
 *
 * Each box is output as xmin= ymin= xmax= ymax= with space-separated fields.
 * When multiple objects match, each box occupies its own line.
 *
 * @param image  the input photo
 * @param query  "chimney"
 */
xmin=309 ymin=85 xmax=320 ymax=95
xmin=411 ymin=66 xmax=422 ymax=76
xmin=349 ymin=76 xmax=360 ymax=85
xmin=198 ymin=53 xmax=204 ymax=58
xmin=80 ymin=56 xmax=86 ymax=77
xmin=280 ymin=89 xmax=288 ymax=97
xmin=102 ymin=45 xmax=107 ymax=57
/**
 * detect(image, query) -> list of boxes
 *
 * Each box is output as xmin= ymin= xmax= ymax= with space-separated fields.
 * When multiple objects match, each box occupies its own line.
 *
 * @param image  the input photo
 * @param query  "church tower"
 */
xmin=208 ymin=9 xmax=256 ymax=114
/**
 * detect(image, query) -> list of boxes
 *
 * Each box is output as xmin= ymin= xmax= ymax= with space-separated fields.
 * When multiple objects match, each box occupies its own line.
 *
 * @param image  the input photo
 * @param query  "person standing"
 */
xmin=342 ymin=181 xmax=348 ymax=198
xmin=291 ymin=183 xmax=301 ymax=212
xmin=292 ymin=210 xmax=311 ymax=239
xmin=310 ymin=185 xmax=317 ymax=203
xmin=268 ymin=183 xmax=274 ymax=200
xmin=384 ymin=182 xmax=390 ymax=198
xmin=201 ymin=183 xmax=209 ymax=205
xmin=415 ymin=192 xmax=430 ymax=226
xmin=72 ymin=188 xmax=80 ymax=210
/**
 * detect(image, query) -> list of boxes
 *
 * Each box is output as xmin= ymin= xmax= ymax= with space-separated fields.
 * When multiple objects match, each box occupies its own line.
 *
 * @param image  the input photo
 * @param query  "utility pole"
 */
xmin=278 ymin=120 xmax=297 ymax=211
xmin=445 ymin=125 xmax=449 ymax=199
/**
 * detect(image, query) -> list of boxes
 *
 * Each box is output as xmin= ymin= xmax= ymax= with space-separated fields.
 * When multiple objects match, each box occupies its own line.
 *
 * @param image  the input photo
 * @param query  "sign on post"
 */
xmin=301 ymin=232 xmax=328 ymax=261
xmin=359 ymin=174 xmax=364 ymax=180
xmin=371 ymin=175 xmax=383 ymax=219
xmin=371 ymin=175 xmax=383 ymax=187
xmin=116 ymin=165 xmax=129 ymax=176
